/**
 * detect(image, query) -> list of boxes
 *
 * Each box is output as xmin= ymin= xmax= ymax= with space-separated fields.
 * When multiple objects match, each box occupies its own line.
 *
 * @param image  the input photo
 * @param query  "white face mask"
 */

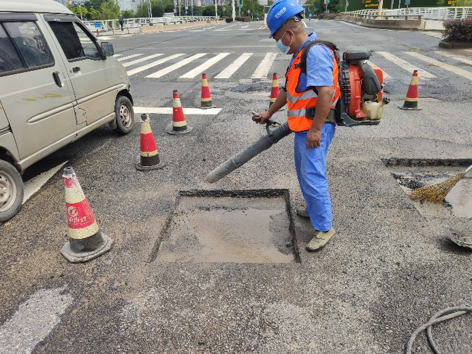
xmin=276 ymin=31 xmax=292 ymax=54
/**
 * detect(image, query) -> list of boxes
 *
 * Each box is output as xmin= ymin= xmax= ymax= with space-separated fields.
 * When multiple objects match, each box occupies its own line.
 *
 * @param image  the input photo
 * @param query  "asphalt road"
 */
xmin=1 ymin=20 xmax=471 ymax=353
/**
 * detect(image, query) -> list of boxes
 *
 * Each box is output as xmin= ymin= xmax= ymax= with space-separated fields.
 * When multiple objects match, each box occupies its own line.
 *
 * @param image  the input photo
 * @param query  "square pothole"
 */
xmin=151 ymin=190 xmax=299 ymax=264
xmin=386 ymin=159 xmax=472 ymax=218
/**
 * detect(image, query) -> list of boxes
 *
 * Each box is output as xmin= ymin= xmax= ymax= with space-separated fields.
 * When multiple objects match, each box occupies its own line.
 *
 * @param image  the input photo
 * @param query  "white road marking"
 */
xmin=146 ymin=53 xmax=207 ymax=78
xmin=127 ymin=54 xmax=184 ymax=76
xmin=180 ymin=53 xmax=230 ymax=78
xmin=134 ymin=107 xmax=221 ymax=115
xmin=251 ymin=52 xmax=277 ymax=79
xmin=0 ymin=287 xmax=73 ymax=353
xmin=215 ymin=53 xmax=253 ymax=79
xmin=23 ymin=161 xmax=68 ymax=204
xmin=405 ymin=51 xmax=472 ymax=81
xmin=435 ymin=50 xmax=472 ymax=66
xmin=122 ymin=54 xmax=163 ymax=67
xmin=116 ymin=53 xmax=143 ymax=61
xmin=366 ymin=60 xmax=391 ymax=79
xmin=113 ymin=54 xmax=122 ymax=57
xmin=376 ymin=51 xmax=436 ymax=79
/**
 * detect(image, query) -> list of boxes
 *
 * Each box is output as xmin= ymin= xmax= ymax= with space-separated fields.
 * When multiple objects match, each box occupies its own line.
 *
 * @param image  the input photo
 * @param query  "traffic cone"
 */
xmin=201 ymin=73 xmax=213 ymax=108
xmin=61 ymin=167 xmax=113 ymax=263
xmin=136 ymin=114 xmax=166 ymax=171
xmin=270 ymin=73 xmax=279 ymax=107
xmin=399 ymin=70 xmax=421 ymax=110
xmin=166 ymin=90 xmax=193 ymax=135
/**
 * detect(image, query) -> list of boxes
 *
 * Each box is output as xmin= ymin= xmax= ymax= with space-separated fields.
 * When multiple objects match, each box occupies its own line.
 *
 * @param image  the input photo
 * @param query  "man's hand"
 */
xmin=306 ymin=128 xmax=322 ymax=149
xmin=306 ymin=86 xmax=333 ymax=150
xmin=255 ymin=110 xmax=272 ymax=124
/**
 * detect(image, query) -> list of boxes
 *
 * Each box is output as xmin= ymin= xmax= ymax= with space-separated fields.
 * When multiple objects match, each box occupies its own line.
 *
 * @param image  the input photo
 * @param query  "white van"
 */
xmin=0 ymin=0 xmax=134 ymax=222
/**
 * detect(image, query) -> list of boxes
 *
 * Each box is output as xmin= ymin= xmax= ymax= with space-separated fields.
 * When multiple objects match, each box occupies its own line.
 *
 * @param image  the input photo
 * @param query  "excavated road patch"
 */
xmin=151 ymin=189 xmax=299 ymax=264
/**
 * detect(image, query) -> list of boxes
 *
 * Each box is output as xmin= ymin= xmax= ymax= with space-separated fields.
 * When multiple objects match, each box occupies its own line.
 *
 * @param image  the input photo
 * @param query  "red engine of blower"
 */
xmin=337 ymin=50 xmax=389 ymax=127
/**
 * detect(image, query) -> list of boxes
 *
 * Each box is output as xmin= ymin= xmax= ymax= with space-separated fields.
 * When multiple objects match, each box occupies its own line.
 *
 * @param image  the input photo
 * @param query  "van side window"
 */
xmin=49 ymin=21 xmax=100 ymax=61
xmin=0 ymin=25 xmax=25 ymax=74
xmin=3 ymin=22 xmax=53 ymax=69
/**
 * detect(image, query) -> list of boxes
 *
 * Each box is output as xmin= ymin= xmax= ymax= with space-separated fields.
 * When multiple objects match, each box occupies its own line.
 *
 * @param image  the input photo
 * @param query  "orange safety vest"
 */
xmin=285 ymin=44 xmax=340 ymax=132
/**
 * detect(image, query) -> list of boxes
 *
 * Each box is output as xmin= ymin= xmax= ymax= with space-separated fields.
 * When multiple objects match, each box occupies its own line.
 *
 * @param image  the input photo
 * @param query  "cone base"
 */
xmin=399 ymin=105 xmax=422 ymax=110
xmin=200 ymin=101 xmax=214 ymax=109
xmin=136 ymin=157 xmax=166 ymax=171
xmin=166 ymin=125 xmax=193 ymax=135
xmin=61 ymin=232 xmax=113 ymax=263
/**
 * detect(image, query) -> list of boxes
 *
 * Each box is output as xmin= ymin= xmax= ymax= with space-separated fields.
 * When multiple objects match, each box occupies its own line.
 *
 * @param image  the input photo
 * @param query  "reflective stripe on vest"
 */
xmin=285 ymin=44 xmax=340 ymax=132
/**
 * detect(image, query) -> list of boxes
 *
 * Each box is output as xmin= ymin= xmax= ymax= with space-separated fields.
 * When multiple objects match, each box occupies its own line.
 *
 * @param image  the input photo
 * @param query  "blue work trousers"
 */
xmin=294 ymin=123 xmax=335 ymax=232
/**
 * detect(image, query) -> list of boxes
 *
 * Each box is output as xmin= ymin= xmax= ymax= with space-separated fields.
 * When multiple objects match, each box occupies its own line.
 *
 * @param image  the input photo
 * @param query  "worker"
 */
xmin=256 ymin=0 xmax=340 ymax=251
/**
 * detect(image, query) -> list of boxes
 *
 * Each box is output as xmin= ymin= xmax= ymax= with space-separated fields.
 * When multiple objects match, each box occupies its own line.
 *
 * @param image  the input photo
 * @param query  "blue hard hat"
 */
xmin=266 ymin=0 xmax=304 ymax=38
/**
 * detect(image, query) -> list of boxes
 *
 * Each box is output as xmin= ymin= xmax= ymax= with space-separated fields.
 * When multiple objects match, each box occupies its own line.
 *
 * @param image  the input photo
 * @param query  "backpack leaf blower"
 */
xmin=206 ymin=43 xmax=389 ymax=183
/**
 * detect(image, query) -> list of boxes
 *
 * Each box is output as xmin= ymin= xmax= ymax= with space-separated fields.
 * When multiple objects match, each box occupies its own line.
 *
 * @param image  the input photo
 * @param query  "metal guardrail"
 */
xmin=83 ymin=16 xmax=219 ymax=32
xmin=346 ymin=7 xmax=471 ymax=20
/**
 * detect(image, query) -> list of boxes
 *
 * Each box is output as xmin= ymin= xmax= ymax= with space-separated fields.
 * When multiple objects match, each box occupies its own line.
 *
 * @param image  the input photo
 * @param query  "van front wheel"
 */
xmin=0 ymin=160 xmax=24 ymax=223
xmin=113 ymin=95 xmax=134 ymax=135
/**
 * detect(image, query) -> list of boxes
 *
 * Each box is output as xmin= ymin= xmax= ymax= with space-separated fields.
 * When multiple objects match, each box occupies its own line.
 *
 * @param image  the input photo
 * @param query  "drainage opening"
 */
xmin=149 ymin=189 xmax=299 ymax=264
xmin=385 ymin=159 xmax=472 ymax=218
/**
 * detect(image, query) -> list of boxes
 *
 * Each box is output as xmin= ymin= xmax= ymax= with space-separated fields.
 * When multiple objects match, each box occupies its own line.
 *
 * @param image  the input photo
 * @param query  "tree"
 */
xmin=202 ymin=5 xmax=215 ymax=16
xmin=136 ymin=3 xmax=148 ymax=18
xmin=121 ymin=10 xmax=135 ymax=18
xmin=100 ymin=0 xmax=120 ymax=20
xmin=304 ymin=0 xmax=322 ymax=16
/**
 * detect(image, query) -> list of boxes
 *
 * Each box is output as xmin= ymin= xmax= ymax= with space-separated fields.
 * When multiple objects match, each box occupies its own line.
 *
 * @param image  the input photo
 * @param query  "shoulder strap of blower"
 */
xmin=297 ymin=40 xmax=341 ymax=74
xmin=297 ymin=40 xmax=342 ymax=125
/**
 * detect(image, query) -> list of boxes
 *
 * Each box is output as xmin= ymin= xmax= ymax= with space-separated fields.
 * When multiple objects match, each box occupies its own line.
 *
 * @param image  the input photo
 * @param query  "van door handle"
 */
xmin=52 ymin=71 xmax=63 ymax=88
xmin=72 ymin=66 xmax=80 ymax=73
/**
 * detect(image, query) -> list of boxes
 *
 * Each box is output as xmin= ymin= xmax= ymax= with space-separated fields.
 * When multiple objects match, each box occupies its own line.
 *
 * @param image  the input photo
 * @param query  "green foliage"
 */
xmin=100 ymin=0 xmax=120 ymax=20
xmin=67 ymin=5 xmax=88 ymax=18
xmin=135 ymin=3 xmax=148 ymax=17
xmin=442 ymin=18 xmax=472 ymax=42
xmin=202 ymin=5 xmax=216 ymax=16
xmin=121 ymin=10 xmax=135 ymax=18
xmin=455 ymin=0 xmax=472 ymax=5
xmin=164 ymin=4 xmax=174 ymax=12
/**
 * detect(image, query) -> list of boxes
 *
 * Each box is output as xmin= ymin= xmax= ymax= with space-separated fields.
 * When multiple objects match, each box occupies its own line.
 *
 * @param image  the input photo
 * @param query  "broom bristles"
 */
xmin=409 ymin=172 xmax=466 ymax=203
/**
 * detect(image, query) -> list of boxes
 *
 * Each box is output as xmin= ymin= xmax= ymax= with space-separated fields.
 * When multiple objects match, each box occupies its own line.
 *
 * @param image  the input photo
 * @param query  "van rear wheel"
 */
xmin=0 ymin=160 xmax=23 ymax=223
xmin=113 ymin=95 xmax=134 ymax=135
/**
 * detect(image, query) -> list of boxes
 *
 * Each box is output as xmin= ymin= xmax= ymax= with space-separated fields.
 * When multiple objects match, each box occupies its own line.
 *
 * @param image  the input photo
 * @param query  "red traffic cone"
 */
xmin=166 ymin=90 xmax=193 ymax=135
xmin=399 ymin=70 xmax=421 ymax=110
xmin=136 ymin=114 xmax=166 ymax=171
xmin=61 ymin=167 xmax=112 ymax=263
xmin=270 ymin=73 xmax=280 ymax=107
xmin=201 ymin=73 xmax=213 ymax=108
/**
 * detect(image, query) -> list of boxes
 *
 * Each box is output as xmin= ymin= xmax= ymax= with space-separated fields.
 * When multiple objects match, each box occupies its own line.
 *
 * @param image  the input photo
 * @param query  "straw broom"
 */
xmin=409 ymin=165 xmax=472 ymax=203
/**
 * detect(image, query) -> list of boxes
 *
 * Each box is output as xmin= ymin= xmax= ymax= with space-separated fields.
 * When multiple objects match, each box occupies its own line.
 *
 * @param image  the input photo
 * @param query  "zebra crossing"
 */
xmin=114 ymin=49 xmax=472 ymax=82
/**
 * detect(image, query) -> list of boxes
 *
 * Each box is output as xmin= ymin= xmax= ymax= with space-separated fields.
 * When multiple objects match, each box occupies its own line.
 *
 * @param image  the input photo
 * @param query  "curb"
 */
xmin=438 ymin=40 xmax=472 ymax=49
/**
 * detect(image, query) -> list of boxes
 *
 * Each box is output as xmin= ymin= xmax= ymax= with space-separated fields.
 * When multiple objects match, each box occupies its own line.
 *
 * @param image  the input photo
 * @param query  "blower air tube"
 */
xmin=206 ymin=122 xmax=292 ymax=183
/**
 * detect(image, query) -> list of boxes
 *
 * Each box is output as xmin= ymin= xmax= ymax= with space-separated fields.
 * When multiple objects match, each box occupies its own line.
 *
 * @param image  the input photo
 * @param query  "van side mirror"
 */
xmin=100 ymin=42 xmax=114 ymax=57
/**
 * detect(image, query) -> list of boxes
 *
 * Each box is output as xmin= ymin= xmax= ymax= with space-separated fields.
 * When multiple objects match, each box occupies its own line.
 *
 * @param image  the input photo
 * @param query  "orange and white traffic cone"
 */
xmin=399 ymin=70 xmax=421 ymax=110
xmin=201 ymin=73 xmax=213 ymax=108
xmin=136 ymin=114 xmax=166 ymax=171
xmin=166 ymin=90 xmax=193 ymax=135
xmin=61 ymin=167 xmax=112 ymax=263
xmin=269 ymin=73 xmax=279 ymax=107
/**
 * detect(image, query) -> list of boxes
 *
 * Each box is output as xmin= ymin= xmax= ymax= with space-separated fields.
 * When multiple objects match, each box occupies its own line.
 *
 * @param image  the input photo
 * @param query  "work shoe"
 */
xmin=296 ymin=208 xmax=309 ymax=218
xmin=306 ymin=228 xmax=335 ymax=252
